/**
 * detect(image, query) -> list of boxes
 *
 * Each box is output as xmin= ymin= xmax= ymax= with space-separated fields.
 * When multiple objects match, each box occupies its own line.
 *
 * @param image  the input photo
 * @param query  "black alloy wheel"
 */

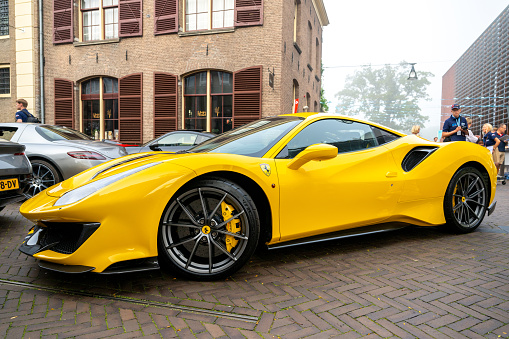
xmin=28 ymin=160 xmax=61 ymax=198
xmin=444 ymin=167 xmax=488 ymax=233
xmin=158 ymin=178 xmax=260 ymax=280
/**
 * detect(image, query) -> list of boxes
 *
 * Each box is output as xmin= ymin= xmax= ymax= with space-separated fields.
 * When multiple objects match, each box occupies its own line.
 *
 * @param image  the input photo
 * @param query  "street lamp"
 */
xmin=408 ymin=63 xmax=418 ymax=80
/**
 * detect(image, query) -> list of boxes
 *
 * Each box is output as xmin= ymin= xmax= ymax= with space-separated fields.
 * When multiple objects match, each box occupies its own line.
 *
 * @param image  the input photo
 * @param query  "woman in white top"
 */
xmin=465 ymin=117 xmax=479 ymax=143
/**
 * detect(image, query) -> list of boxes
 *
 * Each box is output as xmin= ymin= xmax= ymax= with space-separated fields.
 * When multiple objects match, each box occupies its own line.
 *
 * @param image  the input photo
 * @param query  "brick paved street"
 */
xmin=0 ymin=185 xmax=508 ymax=338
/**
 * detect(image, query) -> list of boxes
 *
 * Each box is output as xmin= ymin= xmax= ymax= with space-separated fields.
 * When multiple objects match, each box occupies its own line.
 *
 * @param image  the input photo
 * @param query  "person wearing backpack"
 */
xmin=15 ymin=99 xmax=40 ymax=123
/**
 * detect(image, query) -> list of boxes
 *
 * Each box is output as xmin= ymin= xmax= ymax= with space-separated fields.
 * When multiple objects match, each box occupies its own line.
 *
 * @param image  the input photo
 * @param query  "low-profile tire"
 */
xmin=28 ymin=160 xmax=61 ymax=198
xmin=444 ymin=167 xmax=488 ymax=233
xmin=158 ymin=178 xmax=260 ymax=281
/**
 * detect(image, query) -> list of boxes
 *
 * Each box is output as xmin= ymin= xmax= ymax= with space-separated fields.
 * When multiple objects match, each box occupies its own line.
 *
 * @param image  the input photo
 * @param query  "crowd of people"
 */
xmin=427 ymin=104 xmax=508 ymax=180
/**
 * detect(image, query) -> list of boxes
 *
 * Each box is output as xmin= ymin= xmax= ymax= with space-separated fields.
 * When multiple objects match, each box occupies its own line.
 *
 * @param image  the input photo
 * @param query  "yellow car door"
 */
xmin=273 ymin=118 xmax=403 ymax=243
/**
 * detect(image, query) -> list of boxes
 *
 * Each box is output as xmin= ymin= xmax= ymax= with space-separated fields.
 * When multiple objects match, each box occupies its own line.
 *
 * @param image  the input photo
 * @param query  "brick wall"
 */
xmin=41 ymin=0 xmax=325 ymax=142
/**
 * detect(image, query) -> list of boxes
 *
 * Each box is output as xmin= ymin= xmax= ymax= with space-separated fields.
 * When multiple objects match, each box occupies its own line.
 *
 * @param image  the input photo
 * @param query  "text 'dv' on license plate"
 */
xmin=0 ymin=178 xmax=19 ymax=191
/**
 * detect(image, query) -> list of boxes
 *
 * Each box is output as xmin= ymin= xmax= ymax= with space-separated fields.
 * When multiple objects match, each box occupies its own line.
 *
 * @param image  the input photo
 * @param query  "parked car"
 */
xmin=0 ymin=123 xmax=127 ymax=197
xmin=0 ymin=140 xmax=32 ymax=212
xmin=125 ymin=130 xmax=215 ymax=154
xmin=18 ymin=113 xmax=497 ymax=280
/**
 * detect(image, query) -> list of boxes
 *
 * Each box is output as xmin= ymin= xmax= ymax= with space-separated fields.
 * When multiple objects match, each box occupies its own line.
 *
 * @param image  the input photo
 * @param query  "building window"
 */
xmin=81 ymin=0 xmax=118 ymax=41
xmin=0 ymin=0 xmax=7 ymax=36
xmin=293 ymin=79 xmax=299 ymax=112
xmin=81 ymin=77 xmax=119 ymax=139
xmin=0 ymin=66 xmax=9 ymax=95
xmin=293 ymin=0 xmax=300 ymax=43
xmin=184 ymin=70 xmax=233 ymax=133
xmin=185 ymin=0 xmax=234 ymax=31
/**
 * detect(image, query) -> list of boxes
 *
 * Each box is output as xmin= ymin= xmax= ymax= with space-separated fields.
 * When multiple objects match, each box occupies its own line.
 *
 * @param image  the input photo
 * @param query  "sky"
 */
xmin=321 ymin=0 xmax=509 ymax=140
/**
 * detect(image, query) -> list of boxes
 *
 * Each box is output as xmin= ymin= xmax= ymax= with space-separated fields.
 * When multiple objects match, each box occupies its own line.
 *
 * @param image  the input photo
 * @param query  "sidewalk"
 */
xmin=0 ymin=185 xmax=507 ymax=338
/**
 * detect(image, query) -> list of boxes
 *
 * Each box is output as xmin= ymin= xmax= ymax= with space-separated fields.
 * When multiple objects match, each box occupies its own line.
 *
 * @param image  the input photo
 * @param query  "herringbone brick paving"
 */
xmin=0 ymin=185 xmax=508 ymax=338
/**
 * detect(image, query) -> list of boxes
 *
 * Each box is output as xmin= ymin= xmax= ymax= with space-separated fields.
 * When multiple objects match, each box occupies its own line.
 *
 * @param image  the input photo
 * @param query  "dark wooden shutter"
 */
xmin=233 ymin=66 xmax=262 ymax=128
xmin=53 ymin=0 xmax=73 ymax=44
xmin=119 ymin=0 xmax=143 ymax=37
xmin=154 ymin=0 xmax=178 ymax=35
xmin=235 ymin=0 xmax=263 ymax=27
xmin=154 ymin=73 xmax=177 ymax=137
xmin=119 ymin=73 xmax=143 ymax=144
xmin=54 ymin=79 xmax=74 ymax=128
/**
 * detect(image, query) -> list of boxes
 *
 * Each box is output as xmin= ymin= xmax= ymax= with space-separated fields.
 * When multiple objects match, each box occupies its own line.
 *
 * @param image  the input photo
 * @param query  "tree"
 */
xmin=334 ymin=62 xmax=433 ymax=131
xmin=320 ymin=62 xmax=329 ymax=112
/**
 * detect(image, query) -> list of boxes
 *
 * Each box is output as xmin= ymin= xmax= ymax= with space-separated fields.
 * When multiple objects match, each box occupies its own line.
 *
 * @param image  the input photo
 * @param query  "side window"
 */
xmin=278 ymin=119 xmax=380 ymax=159
xmin=371 ymin=126 xmax=400 ymax=145
xmin=195 ymin=135 xmax=209 ymax=144
xmin=158 ymin=133 xmax=197 ymax=146
xmin=0 ymin=127 xmax=17 ymax=141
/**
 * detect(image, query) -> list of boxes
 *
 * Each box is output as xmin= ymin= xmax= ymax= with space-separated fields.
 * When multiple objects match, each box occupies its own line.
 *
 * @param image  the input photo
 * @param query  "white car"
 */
xmin=0 ymin=123 xmax=127 ymax=197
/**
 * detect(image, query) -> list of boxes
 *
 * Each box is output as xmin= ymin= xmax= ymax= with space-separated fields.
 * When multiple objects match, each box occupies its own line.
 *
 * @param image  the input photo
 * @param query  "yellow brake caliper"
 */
xmin=222 ymin=202 xmax=240 ymax=252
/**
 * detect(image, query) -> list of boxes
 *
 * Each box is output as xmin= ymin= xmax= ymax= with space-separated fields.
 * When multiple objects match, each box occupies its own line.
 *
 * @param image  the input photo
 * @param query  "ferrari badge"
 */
xmin=260 ymin=164 xmax=271 ymax=176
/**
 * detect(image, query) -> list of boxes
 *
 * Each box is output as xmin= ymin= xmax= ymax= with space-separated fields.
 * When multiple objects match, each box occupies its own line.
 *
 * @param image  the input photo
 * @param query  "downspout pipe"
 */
xmin=38 ymin=0 xmax=45 ymax=123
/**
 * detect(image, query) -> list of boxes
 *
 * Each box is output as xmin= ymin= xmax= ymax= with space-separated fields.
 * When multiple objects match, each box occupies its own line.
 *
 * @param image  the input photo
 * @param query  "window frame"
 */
xmin=0 ymin=65 xmax=10 ymax=97
xmin=182 ymin=70 xmax=233 ymax=133
xmin=0 ymin=0 xmax=8 ymax=37
xmin=80 ymin=0 xmax=119 ymax=42
xmin=80 ymin=76 xmax=119 ymax=140
xmin=184 ymin=0 xmax=234 ymax=32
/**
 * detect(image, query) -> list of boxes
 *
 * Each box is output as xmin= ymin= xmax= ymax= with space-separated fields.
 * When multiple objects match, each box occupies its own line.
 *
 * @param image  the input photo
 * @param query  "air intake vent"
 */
xmin=402 ymin=147 xmax=438 ymax=172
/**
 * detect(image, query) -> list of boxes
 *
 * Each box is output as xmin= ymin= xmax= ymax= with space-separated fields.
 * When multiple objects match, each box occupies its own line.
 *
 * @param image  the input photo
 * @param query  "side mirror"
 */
xmin=287 ymin=144 xmax=338 ymax=170
xmin=149 ymin=144 xmax=162 ymax=151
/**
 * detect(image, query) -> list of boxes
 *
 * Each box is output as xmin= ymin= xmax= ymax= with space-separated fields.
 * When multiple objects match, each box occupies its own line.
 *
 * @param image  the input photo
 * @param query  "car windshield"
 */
xmin=36 ymin=126 xmax=93 ymax=141
xmin=190 ymin=116 xmax=304 ymax=157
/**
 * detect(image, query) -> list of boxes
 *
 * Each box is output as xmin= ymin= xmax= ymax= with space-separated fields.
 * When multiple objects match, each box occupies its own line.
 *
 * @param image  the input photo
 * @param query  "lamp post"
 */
xmin=408 ymin=63 xmax=418 ymax=80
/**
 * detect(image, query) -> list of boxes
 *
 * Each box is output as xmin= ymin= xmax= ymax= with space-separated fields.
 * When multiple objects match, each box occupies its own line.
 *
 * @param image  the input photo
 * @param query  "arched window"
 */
xmin=81 ymin=77 xmax=119 ymax=139
xmin=184 ymin=70 xmax=233 ymax=134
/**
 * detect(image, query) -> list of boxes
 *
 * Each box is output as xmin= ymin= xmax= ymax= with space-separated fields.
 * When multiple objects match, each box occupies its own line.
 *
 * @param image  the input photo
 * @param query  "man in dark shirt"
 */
xmin=442 ymin=104 xmax=468 ymax=142
xmin=15 ymin=99 xmax=31 ymax=122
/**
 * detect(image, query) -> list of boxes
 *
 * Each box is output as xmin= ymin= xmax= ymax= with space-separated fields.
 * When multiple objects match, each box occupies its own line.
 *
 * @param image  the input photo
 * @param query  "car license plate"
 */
xmin=0 ymin=178 xmax=19 ymax=191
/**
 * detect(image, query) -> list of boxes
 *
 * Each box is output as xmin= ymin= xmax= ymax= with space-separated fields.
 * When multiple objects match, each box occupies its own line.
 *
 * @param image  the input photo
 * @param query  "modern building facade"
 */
xmin=1 ymin=0 xmax=328 ymax=144
xmin=441 ymin=5 xmax=509 ymax=135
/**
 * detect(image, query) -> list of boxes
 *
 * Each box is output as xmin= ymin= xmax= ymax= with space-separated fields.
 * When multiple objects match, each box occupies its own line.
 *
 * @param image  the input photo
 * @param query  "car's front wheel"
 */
xmin=28 ymin=160 xmax=61 ymax=198
xmin=444 ymin=167 xmax=488 ymax=233
xmin=158 ymin=178 xmax=260 ymax=280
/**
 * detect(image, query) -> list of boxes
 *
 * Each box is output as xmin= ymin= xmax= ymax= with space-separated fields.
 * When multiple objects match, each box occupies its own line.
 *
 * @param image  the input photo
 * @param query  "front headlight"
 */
xmin=54 ymin=162 xmax=161 ymax=206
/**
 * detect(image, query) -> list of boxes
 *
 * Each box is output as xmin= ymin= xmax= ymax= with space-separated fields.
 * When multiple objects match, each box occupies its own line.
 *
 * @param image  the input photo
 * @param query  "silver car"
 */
xmin=0 ymin=123 xmax=127 ymax=197
xmin=0 ymin=139 xmax=32 ymax=212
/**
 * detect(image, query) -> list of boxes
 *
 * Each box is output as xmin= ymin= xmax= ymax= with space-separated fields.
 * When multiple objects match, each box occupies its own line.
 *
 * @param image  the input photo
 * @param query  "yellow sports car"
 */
xmin=19 ymin=113 xmax=497 ymax=280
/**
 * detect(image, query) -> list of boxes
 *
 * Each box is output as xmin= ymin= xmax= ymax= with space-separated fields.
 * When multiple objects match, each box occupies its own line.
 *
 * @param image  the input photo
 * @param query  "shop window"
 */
xmin=81 ymin=77 xmax=119 ymax=140
xmin=0 ymin=66 xmax=10 ymax=96
xmin=184 ymin=71 xmax=233 ymax=133
xmin=0 ymin=0 xmax=8 ymax=36
xmin=185 ymin=0 xmax=234 ymax=31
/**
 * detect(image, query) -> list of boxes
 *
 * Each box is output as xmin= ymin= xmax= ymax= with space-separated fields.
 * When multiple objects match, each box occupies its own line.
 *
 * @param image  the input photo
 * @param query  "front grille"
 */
xmin=39 ymin=222 xmax=100 ymax=254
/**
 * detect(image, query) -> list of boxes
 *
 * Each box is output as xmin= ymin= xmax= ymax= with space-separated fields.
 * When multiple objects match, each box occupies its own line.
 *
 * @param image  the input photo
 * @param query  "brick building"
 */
xmin=441 ymin=5 xmax=509 ymax=135
xmin=1 ymin=0 xmax=328 ymax=144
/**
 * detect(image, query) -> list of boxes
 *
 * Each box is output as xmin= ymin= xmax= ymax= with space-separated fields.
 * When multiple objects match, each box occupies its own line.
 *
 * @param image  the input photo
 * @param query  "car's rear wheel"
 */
xmin=444 ymin=167 xmax=488 ymax=233
xmin=28 ymin=160 xmax=61 ymax=198
xmin=158 ymin=178 xmax=260 ymax=280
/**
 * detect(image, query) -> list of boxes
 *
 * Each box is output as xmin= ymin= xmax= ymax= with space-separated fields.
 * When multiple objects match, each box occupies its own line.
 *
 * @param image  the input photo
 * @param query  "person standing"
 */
xmin=465 ymin=117 xmax=479 ymax=143
xmin=411 ymin=125 xmax=420 ymax=136
xmin=482 ymin=123 xmax=500 ymax=155
xmin=494 ymin=123 xmax=507 ymax=177
xmin=442 ymin=104 xmax=468 ymax=142
xmin=15 ymin=99 xmax=31 ymax=122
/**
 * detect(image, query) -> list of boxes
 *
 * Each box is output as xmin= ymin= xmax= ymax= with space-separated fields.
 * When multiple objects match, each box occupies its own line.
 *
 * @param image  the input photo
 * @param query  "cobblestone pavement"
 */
xmin=0 ymin=185 xmax=508 ymax=338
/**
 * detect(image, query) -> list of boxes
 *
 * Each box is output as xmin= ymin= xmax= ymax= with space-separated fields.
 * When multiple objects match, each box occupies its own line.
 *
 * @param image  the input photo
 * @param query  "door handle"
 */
xmin=386 ymin=171 xmax=397 ymax=178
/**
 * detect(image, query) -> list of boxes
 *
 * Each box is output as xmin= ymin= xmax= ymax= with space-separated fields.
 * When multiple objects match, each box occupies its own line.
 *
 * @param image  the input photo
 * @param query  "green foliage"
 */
xmin=320 ymin=62 xmax=329 ymax=112
xmin=334 ymin=62 xmax=433 ymax=131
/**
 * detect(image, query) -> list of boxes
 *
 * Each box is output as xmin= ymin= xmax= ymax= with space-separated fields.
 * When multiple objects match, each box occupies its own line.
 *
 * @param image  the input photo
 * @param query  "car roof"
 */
xmin=277 ymin=112 xmax=406 ymax=137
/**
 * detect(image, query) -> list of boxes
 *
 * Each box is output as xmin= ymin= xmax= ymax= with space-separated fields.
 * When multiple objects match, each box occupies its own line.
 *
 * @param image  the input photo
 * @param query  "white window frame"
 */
xmin=184 ymin=0 xmax=234 ymax=32
xmin=79 ymin=0 xmax=119 ymax=42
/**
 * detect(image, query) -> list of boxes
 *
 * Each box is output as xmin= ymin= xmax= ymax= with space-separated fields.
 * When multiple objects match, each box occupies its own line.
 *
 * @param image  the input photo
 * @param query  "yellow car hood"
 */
xmin=45 ymin=152 xmax=191 ymax=198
